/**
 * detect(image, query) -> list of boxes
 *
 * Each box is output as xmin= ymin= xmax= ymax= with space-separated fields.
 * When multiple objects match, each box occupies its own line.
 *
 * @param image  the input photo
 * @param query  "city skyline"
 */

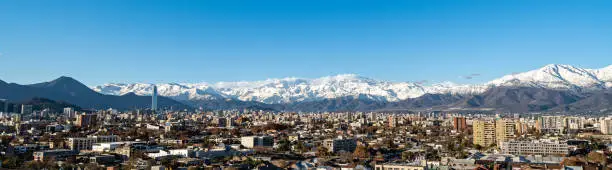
xmin=1 ymin=1 xmax=612 ymax=85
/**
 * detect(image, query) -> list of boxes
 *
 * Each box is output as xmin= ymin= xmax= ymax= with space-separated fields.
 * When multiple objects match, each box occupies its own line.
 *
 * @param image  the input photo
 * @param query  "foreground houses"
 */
xmin=0 ymin=107 xmax=610 ymax=169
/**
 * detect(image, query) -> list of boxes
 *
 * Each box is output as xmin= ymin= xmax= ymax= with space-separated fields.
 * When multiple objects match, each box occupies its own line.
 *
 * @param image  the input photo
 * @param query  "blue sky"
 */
xmin=1 ymin=0 xmax=611 ymax=86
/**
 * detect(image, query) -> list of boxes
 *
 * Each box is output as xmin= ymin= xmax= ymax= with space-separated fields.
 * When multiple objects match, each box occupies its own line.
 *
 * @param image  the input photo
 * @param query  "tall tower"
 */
xmin=152 ymin=85 xmax=158 ymax=112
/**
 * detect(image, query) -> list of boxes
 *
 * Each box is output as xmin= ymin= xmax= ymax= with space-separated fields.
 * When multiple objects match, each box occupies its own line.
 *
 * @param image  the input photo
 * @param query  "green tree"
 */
xmin=1 ymin=156 xmax=20 ymax=169
xmin=276 ymin=139 xmax=291 ymax=152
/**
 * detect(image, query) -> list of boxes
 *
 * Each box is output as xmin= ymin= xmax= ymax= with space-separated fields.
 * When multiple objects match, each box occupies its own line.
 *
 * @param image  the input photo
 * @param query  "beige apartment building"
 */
xmin=495 ymin=119 xmax=516 ymax=145
xmin=473 ymin=120 xmax=496 ymax=147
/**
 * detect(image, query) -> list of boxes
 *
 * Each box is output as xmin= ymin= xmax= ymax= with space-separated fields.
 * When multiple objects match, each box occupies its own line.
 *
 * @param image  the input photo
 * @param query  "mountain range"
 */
xmin=1 ymin=64 xmax=611 ymax=113
xmin=90 ymin=64 xmax=612 ymax=113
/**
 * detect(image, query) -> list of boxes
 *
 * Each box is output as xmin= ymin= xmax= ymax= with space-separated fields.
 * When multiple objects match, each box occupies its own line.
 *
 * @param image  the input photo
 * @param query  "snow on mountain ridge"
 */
xmin=486 ymin=64 xmax=611 ymax=90
xmin=92 ymin=74 xmax=484 ymax=104
xmin=92 ymin=64 xmax=612 ymax=104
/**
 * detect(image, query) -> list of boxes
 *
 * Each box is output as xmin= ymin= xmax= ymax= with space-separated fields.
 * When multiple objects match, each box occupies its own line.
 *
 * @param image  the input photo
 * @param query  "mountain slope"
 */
xmin=553 ymin=90 xmax=612 ymax=112
xmin=451 ymin=87 xmax=584 ymax=112
xmin=19 ymin=97 xmax=84 ymax=113
xmin=0 ymin=77 xmax=190 ymax=111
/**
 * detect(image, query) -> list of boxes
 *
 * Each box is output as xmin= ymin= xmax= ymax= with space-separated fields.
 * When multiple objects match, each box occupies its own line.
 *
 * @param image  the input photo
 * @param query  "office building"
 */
xmin=0 ymin=99 xmax=8 ymax=113
xmin=473 ymin=120 xmax=496 ymax=147
xmin=453 ymin=117 xmax=467 ymax=132
xmin=500 ymin=140 xmax=569 ymax=156
xmin=21 ymin=104 xmax=33 ymax=115
xmin=216 ymin=117 xmax=227 ymax=127
xmin=240 ymin=136 xmax=274 ymax=148
xmin=323 ymin=136 xmax=357 ymax=153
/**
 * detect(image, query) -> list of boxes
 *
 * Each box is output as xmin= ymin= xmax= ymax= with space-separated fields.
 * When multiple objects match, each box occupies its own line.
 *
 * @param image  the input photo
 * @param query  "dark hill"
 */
xmin=0 ymin=77 xmax=190 ymax=111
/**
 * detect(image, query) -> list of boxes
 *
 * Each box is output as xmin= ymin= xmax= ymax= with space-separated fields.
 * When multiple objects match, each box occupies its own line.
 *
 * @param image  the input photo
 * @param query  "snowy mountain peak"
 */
xmin=487 ymin=64 xmax=611 ymax=90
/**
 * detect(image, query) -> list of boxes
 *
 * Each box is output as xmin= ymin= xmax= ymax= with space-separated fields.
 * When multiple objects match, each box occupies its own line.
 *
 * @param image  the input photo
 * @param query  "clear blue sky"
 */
xmin=1 ymin=0 xmax=611 ymax=85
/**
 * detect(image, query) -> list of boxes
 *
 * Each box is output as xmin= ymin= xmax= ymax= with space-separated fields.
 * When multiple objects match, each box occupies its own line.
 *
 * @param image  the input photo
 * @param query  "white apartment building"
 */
xmin=600 ymin=118 xmax=612 ymax=135
xmin=537 ymin=116 xmax=565 ymax=134
xmin=564 ymin=117 xmax=584 ymax=130
xmin=500 ymin=139 xmax=569 ymax=156
xmin=68 ymin=138 xmax=96 ymax=151
xmin=68 ymin=135 xmax=119 ymax=151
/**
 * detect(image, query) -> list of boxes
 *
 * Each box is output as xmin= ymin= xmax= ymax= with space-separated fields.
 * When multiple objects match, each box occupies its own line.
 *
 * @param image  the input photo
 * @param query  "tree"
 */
xmin=587 ymin=151 xmax=607 ymax=165
xmin=1 ymin=156 xmax=20 ymax=169
xmin=402 ymin=151 xmax=416 ymax=161
xmin=353 ymin=145 xmax=369 ymax=158
xmin=317 ymin=146 xmax=329 ymax=157
xmin=473 ymin=144 xmax=483 ymax=151
xmin=276 ymin=139 xmax=291 ymax=152
xmin=295 ymin=141 xmax=308 ymax=153
xmin=339 ymin=151 xmax=354 ymax=163
xmin=561 ymin=157 xmax=583 ymax=167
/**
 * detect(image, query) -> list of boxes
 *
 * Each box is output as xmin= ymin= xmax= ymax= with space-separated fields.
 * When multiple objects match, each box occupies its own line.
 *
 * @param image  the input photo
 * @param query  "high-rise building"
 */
xmin=76 ymin=114 xmax=98 ymax=128
xmin=564 ymin=117 xmax=583 ymax=130
xmin=226 ymin=117 xmax=235 ymax=128
xmin=473 ymin=120 xmax=496 ymax=147
xmin=536 ymin=116 xmax=564 ymax=134
xmin=21 ymin=104 xmax=33 ymax=115
xmin=453 ymin=117 xmax=467 ymax=132
xmin=495 ymin=119 xmax=516 ymax=145
xmin=152 ymin=85 xmax=158 ymax=111
xmin=0 ymin=99 xmax=8 ymax=113
xmin=388 ymin=115 xmax=397 ymax=128
xmin=600 ymin=118 xmax=612 ymax=135
xmin=64 ymin=107 xmax=75 ymax=118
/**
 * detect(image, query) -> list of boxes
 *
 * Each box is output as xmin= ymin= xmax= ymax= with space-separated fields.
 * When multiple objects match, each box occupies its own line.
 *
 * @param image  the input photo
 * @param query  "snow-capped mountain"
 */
xmin=93 ymin=74 xmax=486 ymax=104
xmin=487 ymin=64 xmax=612 ymax=90
xmin=92 ymin=64 xmax=612 ymax=104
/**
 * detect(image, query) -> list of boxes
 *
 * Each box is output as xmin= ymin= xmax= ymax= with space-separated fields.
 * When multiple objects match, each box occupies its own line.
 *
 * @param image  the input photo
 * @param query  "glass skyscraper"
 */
xmin=152 ymin=86 xmax=158 ymax=111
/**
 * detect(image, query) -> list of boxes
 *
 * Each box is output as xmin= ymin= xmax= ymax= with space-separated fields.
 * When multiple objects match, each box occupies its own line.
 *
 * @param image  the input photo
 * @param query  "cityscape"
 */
xmin=1 ymin=82 xmax=612 ymax=169
xmin=1 ymin=1 xmax=612 ymax=170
